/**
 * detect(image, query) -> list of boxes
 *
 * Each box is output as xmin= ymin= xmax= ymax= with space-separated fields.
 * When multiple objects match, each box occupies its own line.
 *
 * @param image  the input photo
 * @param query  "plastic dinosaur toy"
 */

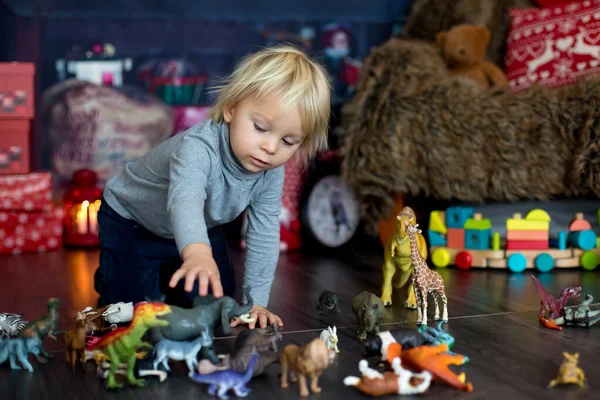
xmin=544 ymin=294 xmax=600 ymax=328
xmin=317 ymin=290 xmax=341 ymax=313
xmin=0 ymin=313 xmax=28 ymax=338
xmin=320 ymin=326 xmax=339 ymax=354
xmin=418 ymin=321 xmax=454 ymax=348
xmin=0 ymin=337 xmax=43 ymax=372
xmin=149 ymin=287 xmax=254 ymax=364
xmin=18 ymin=297 xmax=61 ymax=361
xmin=405 ymin=221 xmax=448 ymax=325
xmin=549 ymin=352 xmax=586 ymax=388
xmin=189 ymin=353 xmax=259 ymax=400
xmin=280 ymin=338 xmax=333 ymax=397
xmin=531 ymin=275 xmax=581 ymax=330
xmin=85 ymin=302 xmax=172 ymax=390
xmin=381 ymin=206 xmax=426 ymax=309
xmin=64 ymin=311 xmax=88 ymax=371
xmin=153 ymin=326 xmax=212 ymax=376
xmin=231 ymin=323 xmax=282 ymax=377
xmin=344 ymin=357 xmax=432 ymax=396
xmin=386 ymin=342 xmax=473 ymax=392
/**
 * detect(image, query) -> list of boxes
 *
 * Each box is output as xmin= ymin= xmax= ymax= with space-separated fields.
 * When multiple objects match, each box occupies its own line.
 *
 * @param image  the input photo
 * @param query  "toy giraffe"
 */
xmin=405 ymin=220 xmax=448 ymax=325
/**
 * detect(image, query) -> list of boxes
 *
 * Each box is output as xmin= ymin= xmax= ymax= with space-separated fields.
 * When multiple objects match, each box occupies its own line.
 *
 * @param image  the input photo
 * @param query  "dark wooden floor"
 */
xmin=1 ymin=246 xmax=599 ymax=399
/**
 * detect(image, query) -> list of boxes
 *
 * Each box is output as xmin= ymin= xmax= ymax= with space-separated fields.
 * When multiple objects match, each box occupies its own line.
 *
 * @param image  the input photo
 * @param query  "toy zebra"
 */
xmin=0 ymin=313 xmax=28 ymax=338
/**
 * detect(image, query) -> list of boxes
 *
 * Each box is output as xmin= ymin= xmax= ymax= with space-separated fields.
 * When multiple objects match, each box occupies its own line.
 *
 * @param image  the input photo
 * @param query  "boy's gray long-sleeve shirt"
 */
xmin=102 ymin=119 xmax=284 ymax=307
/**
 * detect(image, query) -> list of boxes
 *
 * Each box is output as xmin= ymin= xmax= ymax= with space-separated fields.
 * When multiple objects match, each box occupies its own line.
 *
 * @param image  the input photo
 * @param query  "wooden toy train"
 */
xmin=427 ymin=207 xmax=600 ymax=272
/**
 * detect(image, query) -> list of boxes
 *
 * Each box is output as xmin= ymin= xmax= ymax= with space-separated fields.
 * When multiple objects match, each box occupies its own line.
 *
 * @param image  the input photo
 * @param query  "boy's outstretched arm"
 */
xmin=235 ymin=167 xmax=285 ymax=328
xmin=166 ymin=136 xmax=223 ymax=297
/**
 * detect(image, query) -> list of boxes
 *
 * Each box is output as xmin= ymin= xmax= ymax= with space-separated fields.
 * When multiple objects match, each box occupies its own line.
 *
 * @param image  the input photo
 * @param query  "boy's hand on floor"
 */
xmin=169 ymin=243 xmax=224 ymax=298
xmin=230 ymin=305 xmax=283 ymax=329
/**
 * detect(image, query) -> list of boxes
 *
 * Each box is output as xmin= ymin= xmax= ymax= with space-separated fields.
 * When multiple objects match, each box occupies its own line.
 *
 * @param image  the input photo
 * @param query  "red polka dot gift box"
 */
xmin=0 ymin=172 xmax=64 ymax=255
xmin=505 ymin=0 xmax=600 ymax=92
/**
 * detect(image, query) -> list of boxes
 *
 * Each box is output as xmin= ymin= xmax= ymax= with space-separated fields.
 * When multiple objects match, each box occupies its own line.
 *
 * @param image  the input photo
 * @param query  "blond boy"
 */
xmin=94 ymin=46 xmax=331 ymax=328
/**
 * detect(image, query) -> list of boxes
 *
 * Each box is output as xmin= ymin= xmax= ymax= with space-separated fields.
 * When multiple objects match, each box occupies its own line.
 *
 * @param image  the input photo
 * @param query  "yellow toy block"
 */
xmin=429 ymin=210 xmax=447 ymax=234
xmin=506 ymin=213 xmax=549 ymax=231
xmin=525 ymin=209 xmax=551 ymax=222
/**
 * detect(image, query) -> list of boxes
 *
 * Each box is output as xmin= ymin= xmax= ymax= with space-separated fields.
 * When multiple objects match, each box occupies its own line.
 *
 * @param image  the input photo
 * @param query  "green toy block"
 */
xmin=464 ymin=213 xmax=491 ymax=231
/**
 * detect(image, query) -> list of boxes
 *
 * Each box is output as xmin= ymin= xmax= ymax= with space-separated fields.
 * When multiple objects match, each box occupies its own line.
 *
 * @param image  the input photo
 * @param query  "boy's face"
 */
xmin=223 ymin=94 xmax=305 ymax=173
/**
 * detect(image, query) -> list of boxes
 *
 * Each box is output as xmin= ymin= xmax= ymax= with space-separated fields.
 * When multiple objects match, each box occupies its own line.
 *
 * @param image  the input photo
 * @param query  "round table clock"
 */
xmin=300 ymin=155 xmax=360 ymax=250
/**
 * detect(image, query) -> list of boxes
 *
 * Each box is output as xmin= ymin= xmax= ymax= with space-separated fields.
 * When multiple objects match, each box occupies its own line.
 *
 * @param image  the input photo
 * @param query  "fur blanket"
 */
xmin=339 ymin=39 xmax=600 ymax=235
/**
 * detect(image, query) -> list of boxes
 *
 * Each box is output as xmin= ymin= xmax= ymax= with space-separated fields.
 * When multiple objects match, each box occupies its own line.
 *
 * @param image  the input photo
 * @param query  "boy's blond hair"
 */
xmin=209 ymin=45 xmax=331 ymax=159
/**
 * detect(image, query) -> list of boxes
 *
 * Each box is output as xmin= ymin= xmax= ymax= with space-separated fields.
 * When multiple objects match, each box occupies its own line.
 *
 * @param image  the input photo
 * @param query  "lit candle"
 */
xmin=76 ymin=201 xmax=89 ymax=234
xmin=88 ymin=200 xmax=100 ymax=234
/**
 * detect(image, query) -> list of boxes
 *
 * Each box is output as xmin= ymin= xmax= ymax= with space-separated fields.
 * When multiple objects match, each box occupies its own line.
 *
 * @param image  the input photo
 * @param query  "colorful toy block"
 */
xmin=569 ymin=212 xmax=592 ymax=231
xmin=464 ymin=213 xmax=491 ymax=230
xmin=428 ymin=230 xmax=447 ymax=246
xmin=506 ymin=240 xmax=549 ymax=250
xmin=506 ymin=213 xmax=550 ymax=231
xmin=492 ymin=232 xmax=501 ymax=251
xmin=506 ymin=230 xmax=549 ymax=241
xmin=446 ymin=206 xmax=474 ymax=229
xmin=568 ymin=230 xmax=596 ymax=251
xmin=447 ymin=228 xmax=465 ymax=249
xmin=558 ymin=231 xmax=567 ymax=250
xmin=465 ymin=229 xmax=491 ymax=250
xmin=429 ymin=210 xmax=447 ymax=234
xmin=525 ymin=209 xmax=551 ymax=221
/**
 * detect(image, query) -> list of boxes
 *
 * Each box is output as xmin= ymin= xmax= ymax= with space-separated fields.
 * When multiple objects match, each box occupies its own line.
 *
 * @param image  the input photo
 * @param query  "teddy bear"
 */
xmin=436 ymin=24 xmax=508 ymax=89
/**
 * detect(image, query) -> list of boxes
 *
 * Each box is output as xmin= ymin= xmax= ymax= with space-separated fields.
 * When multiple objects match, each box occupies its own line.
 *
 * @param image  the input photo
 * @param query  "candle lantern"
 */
xmin=63 ymin=169 xmax=102 ymax=247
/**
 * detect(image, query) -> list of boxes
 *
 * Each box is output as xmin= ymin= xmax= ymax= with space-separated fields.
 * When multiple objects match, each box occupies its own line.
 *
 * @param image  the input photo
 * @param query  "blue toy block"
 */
xmin=465 ymin=228 xmax=491 ymax=250
xmin=568 ymin=229 xmax=596 ymax=251
xmin=446 ymin=206 xmax=474 ymax=229
xmin=428 ymin=230 xmax=447 ymax=246
xmin=558 ymin=231 xmax=567 ymax=250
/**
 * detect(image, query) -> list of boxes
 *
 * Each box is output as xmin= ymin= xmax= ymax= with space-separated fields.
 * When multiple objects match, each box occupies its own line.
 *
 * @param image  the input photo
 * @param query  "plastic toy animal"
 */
xmin=18 ymin=297 xmax=61 ymax=361
xmin=280 ymin=338 xmax=333 ymax=397
xmin=0 ymin=337 xmax=43 ymax=372
xmin=0 ymin=313 xmax=28 ymax=338
xmin=316 ymin=290 xmax=341 ymax=313
xmin=531 ymin=275 xmax=581 ymax=330
xmin=64 ymin=311 xmax=88 ymax=371
xmin=352 ymin=291 xmax=385 ymax=340
xmin=85 ymin=302 xmax=172 ymax=390
xmin=344 ymin=357 xmax=433 ymax=396
xmin=546 ymin=294 xmax=600 ymax=328
xmin=549 ymin=352 xmax=586 ymax=388
xmin=153 ymin=327 xmax=212 ymax=376
xmin=320 ymin=326 xmax=339 ymax=354
xmin=231 ymin=323 xmax=282 ymax=377
xmin=386 ymin=342 xmax=473 ymax=392
xmin=405 ymin=221 xmax=448 ymax=325
xmin=189 ymin=353 xmax=259 ymax=400
xmin=149 ymin=287 xmax=254 ymax=364
xmin=363 ymin=329 xmax=424 ymax=360
xmin=381 ymin=206 xmax=427 ymax=309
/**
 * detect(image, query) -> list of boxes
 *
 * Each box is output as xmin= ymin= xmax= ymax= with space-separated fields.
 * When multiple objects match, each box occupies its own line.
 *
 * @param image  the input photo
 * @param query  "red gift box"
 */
xmin=0 ymin=172 xmax=52 ymax=211
xmin=0 ymin=62 xmax=35 ymax=119
xmin=0 ymin=206 xmax=64 ymax=255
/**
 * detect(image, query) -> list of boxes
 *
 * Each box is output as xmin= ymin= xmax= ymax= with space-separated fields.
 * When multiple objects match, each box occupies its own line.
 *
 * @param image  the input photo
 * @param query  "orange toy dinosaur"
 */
xmin=85 ymin=302 xmax=171 ymax=389
xmin=386 ymin=342 xmax=473 ymax=392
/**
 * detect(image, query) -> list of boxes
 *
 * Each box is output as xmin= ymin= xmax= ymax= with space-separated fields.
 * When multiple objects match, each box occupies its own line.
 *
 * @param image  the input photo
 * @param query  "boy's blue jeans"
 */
xmin=93 ymin=196 xmax=235 ymax=307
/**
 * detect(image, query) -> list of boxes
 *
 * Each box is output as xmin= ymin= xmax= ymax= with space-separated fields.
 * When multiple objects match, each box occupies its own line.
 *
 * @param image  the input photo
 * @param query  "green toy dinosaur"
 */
xmin=85 ymin=302 xmax=172 ymax=390
xmin=18 ymin=297 xmax=61 ymax=361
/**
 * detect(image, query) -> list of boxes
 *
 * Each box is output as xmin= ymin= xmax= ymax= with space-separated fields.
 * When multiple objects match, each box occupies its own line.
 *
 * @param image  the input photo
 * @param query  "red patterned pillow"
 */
xmin=505 ymin=0 xmax=600 ymax=92
xmin=534 ymin=0 xmax=580 ymax=7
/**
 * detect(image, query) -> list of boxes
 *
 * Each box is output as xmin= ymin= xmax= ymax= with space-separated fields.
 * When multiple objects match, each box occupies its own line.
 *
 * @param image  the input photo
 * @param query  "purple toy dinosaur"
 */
xmin=531 ymin=275 xmax=582 ymax=326
xmin=190 ymin=353 xmax=258 ymax=400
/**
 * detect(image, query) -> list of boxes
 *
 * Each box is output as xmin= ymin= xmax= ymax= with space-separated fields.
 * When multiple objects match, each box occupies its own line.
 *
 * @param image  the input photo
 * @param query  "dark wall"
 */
xmin=0 ymin=3 xmax=16 ymax=61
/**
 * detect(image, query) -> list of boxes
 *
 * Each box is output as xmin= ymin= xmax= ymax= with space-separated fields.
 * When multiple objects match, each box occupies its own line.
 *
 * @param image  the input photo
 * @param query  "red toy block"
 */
xmin=447 ymin=228 xmax=465 ymax=249
xmin=506 ymin=239 xmax=549 ymax=250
